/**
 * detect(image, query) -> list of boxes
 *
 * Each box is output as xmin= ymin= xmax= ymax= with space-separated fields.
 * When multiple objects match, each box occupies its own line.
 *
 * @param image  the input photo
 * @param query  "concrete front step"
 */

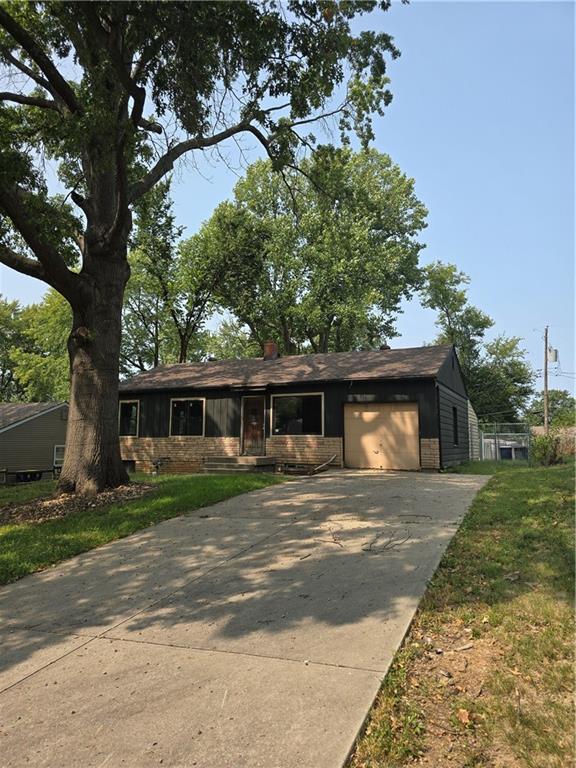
xmin=204 ymin=465 xmax=276 ymax=474
xmin=207 ymin=456 xmax=277 ymax=466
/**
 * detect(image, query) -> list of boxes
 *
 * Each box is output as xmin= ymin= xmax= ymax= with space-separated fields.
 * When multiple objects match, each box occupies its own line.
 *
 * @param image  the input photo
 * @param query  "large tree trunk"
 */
xmin=58 ymin=258 xmax=130 ymax=495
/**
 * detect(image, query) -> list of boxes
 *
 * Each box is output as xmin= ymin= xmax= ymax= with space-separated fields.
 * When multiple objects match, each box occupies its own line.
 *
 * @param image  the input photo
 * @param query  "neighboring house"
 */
xmin=468 ymin=401 xmax=481 ymax=461
xmin=0 ymin=402 xmax=68 ymax=482
xmin=119 ymin=343 xmax=473 ymax=473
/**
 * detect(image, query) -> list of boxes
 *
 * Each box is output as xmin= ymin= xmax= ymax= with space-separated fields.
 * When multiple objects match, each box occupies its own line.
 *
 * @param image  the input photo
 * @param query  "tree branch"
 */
xmin=128 ymin=121 xmax=255 ymax=202
xmin=0 ymin=6 xmax=82 ymax=115
xmin=0 ymin=244 xmax=45 ymax=281
xmin=0 ymin=91 xmax=58 ymax=110
xmin=0 ymin=187 xmax=81 ymax=303
xmin=0 ymin=48 xmax=53 ymax=92
xmin=129 ymin=106 xmax=341 ymax=205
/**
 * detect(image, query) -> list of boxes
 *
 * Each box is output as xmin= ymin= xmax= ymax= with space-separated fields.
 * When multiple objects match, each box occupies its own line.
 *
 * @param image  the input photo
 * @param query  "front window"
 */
xmin=53 ymin=445 xmax=65 ymax=467
xmin=452 ymin=406 xmax=459 ymax=445
xmin=119 ymin=401 xmax=139 ymax=436
xmin=171 ymin=399 xmax=204 ymax=436
xmin=272 ymin=394 xmax=323 ymax=436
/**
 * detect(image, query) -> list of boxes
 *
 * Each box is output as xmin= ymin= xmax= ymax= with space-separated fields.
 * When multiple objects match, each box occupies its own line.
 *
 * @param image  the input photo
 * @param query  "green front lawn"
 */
xmin=0 ymin=473 xmax=285 ymax=586
xmin=349 ymin=461 xmax=574 ymax=767
xmin=447 ymin=459 xmax=529 ymax=475
xmin=0 ymin=478 xmax=57 ymax=506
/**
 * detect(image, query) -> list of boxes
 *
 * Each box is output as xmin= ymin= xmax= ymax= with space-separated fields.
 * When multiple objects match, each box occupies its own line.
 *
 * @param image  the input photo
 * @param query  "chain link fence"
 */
xmin=479 ymin=423 xmax=531 ymax=461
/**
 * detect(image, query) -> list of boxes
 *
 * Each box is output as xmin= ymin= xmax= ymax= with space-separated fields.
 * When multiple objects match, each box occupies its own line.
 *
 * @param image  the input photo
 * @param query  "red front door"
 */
xmin=242 ymin=396 xmax=265 ymax=455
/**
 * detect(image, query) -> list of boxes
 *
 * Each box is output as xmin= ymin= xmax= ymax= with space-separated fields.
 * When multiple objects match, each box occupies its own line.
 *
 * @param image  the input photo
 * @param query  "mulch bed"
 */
xmin=0 ymin=483 xmax=155 ymax=526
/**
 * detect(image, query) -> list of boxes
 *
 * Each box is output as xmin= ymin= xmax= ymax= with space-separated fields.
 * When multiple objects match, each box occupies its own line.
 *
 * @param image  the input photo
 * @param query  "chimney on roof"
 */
xmin=263 ymin=340 xmax=279 ymax=360
xmin=379 ymin=343 xmax=391 ymax=351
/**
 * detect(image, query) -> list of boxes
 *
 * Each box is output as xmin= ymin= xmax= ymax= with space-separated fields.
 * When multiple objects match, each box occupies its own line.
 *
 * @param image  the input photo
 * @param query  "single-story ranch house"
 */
xmin=119 ymin=343 xmax=478 ymax=473
xmin=0 ymin=401 xmax=68 ymax=482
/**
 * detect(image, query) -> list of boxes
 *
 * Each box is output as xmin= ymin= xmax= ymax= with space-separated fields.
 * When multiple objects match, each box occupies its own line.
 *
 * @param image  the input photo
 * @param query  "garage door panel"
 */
xmin=344 ymin=403 xmax=420 ymax=470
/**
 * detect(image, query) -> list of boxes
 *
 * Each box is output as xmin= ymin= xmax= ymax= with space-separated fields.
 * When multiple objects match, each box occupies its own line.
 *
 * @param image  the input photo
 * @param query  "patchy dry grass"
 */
xmin=348 ymin=462 xmax=574 ymax=768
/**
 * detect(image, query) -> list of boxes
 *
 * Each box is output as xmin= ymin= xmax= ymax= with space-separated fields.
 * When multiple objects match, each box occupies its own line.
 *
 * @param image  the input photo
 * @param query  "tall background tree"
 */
xmin=421 ymin=261 xmax=534 ymax=421
xmin=10 ymin=289 xmax=71 ymax=401
xmin=0 ymin=1 xmax=400 ymax=492
xmin=195 ymin=148 xmax=427 ymax=354
xmin=524 ymin=389 xmax=576 ymax=428
xmin=121 ymin=179 xmax=218 ymax=374
xmin=0 ymin=295 xmax=25 ymax=400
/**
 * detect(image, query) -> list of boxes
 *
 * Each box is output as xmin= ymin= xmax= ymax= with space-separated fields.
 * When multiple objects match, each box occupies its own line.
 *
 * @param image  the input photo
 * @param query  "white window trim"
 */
xmin=270 ymin=392 xmax=325 ymax=437
xmin=118 ymin=399 xmax=140 ymax=437
xmin=169 ymin=397 xmax=206 ymax=437
xmin=53 ymin=444 xmax=65 ymax=467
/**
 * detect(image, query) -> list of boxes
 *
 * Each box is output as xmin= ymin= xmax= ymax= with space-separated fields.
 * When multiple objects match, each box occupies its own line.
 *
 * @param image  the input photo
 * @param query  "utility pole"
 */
xmin=544 ymin=325 xmax=549 ymax=434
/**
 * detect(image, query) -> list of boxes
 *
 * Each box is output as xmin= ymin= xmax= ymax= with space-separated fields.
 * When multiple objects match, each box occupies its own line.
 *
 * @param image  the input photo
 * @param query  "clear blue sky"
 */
xmin=1 ymin=1 xmax=574 ymax=393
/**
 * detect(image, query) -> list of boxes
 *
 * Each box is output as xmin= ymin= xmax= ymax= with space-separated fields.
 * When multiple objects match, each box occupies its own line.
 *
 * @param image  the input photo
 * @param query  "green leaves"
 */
xmin=1 ymin=1 xmax=401 ymax=299
xmin=524 ymin=390 xmax=576 ymax=428
xmin=421 ymin=262 xmax=534 ymax=420
xmin=122 ymin=180 xmax=219 ymax=372
xmin=193 ymin=148 xmax=427 ymax=354
xmin=9 ymin=289 xmax=71 ymax=401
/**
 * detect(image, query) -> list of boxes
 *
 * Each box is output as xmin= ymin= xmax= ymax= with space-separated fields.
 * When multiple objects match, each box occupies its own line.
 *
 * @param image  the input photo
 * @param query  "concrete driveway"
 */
xmin=0 ymin=470 xmax=488 ymax=768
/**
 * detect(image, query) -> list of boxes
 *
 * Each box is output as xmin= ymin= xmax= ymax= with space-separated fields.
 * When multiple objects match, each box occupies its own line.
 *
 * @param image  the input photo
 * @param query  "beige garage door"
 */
xmin=344 ymin=403 xmax=420 ymax=470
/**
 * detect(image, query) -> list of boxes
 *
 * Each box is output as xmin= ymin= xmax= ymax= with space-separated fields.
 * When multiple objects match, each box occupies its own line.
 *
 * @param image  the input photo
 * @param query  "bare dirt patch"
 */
xmin=0 ymin=483 xmax=155 ymax=526
xmin=404 ymin=621 xmax=512 ymax=767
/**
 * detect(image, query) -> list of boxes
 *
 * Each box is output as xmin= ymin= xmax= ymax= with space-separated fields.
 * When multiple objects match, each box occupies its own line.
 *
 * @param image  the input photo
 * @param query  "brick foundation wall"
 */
xmin=120 ymin=436 xmax=240 ymax=474
xmin=420 ymin=438 xmax=440 ymax=470
xmin=266 ymin=436 xmax=343 ymax=467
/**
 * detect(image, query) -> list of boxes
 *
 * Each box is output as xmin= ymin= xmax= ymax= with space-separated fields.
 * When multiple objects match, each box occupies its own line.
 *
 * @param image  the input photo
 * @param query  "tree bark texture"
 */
xmin=58 ymin=257 xmax=130 ymax=495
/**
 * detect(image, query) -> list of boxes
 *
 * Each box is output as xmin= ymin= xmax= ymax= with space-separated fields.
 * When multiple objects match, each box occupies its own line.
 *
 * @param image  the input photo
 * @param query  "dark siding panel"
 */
xmin=127 ymin=378 xmax=440 ymax=441
xmin=132 ymin=391 xmax=240 ymax=438
xmin=323 ymin=380 xmax=438 ymax=439
xmin=206 ymin=396 xmax=240 ymax=437
xmin=437 ymin=348 xmax=468 ymax=397
xmin=266 ymin=379 xmax=438 ymax=439
xmin=137 ymin=393 xmax=170 ymax=437
xmin=438 ymin=384 xmax=469 ymax=467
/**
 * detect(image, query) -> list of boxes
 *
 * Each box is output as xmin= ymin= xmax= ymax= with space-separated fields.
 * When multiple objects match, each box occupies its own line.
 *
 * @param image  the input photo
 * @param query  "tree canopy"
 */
xmin=122 ymin=179 xmax=218 ymax=374
xmin=421 ymin=261 xmax=534 ymax=421
xmin=193 ymin=148 xmax=427 ymax=354
xmin=0 ymin=294 xmax=25 ymax=400
xmin=0 ymin=0 xmax=400 ymax=302
xmin=0 ymin=1 xmax=402 ymax=492
xmin=10 ymin=289 xmax=71 ymax=401
xmin=524 ymin=389 xmax=576 ymax=428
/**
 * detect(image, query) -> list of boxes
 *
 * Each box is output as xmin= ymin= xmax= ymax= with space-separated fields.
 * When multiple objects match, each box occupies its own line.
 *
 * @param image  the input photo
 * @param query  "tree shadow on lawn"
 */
xmin=0 ymin=470 xmax=523 ymax=687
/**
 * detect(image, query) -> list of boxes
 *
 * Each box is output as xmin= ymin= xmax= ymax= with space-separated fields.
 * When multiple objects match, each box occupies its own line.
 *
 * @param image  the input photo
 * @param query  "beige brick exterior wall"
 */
xmin=122 ymin=435 xmax=438 ymax=472
xmin=120 ymin=436 xmax=240 ymax=474
xmin=266 ymin=436 xmax=343 ymax=467
xmin=420 ymin=438 xmax=440 ymax=470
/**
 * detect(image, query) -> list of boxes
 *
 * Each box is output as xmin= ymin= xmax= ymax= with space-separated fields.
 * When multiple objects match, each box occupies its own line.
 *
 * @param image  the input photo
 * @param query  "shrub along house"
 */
xmin=118 ymin=343 xmax=473 ymax=473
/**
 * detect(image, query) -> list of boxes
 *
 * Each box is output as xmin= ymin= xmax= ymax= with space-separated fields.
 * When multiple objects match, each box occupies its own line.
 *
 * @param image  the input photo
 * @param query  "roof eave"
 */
xmin=0 ymin=402 xmax=68 ymax=435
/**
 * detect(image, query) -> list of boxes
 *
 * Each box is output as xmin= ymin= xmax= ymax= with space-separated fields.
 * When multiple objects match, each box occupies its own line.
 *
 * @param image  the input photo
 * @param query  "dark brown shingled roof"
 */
xmin=120 ymin=345 xmax=453 ymax=393
xmin=0 ymin=402 xmax=66 ymax=430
